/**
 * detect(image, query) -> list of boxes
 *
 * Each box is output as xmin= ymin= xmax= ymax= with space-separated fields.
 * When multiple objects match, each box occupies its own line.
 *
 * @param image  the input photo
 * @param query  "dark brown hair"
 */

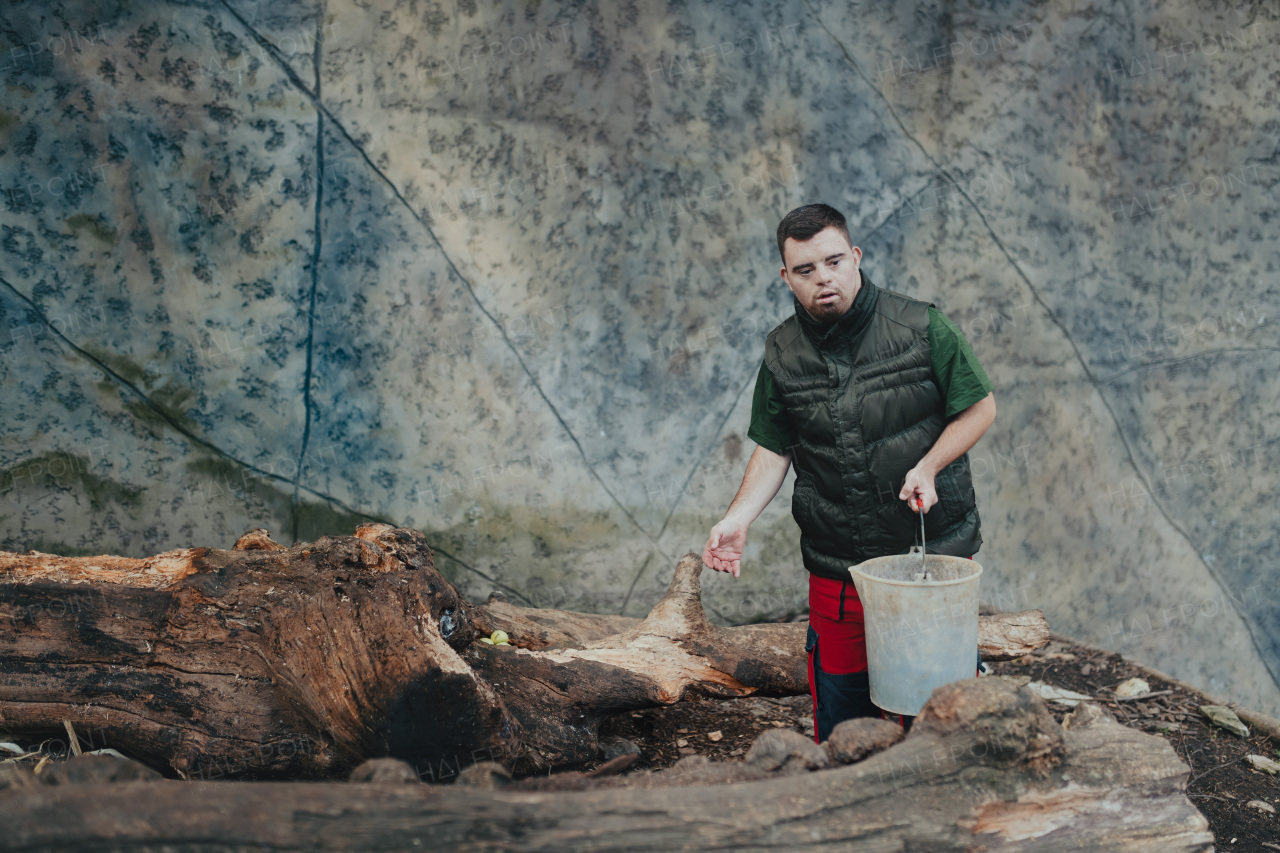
xmin=776 ymin=204 xmax=851 ymax=265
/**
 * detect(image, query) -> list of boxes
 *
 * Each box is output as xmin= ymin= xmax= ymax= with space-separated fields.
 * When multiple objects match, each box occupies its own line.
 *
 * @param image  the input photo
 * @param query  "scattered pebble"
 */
xmin=598 ymin=737 xmax=640 ymax=762
xmin=1199 ymin=705 xmax=1250 ymax=738
xmin=1246 ymin=800 xmax=1276 ymax=814
xmin=745 ymin=729 xmax=830 ymax=773
xmin=676 ymin=738 xmax=689 ymax=748
xmin=823 ymin=718 xmax=904 ymax=765
xmin=707 ymin=731 xmax=723 ymax=742
xmin=1080 ymin=664 xmax=1093 ymax=676
xmin=1246 ymin=754 xmax=1280 ymax=775
xmin=1113 ymin=677 xmax=1151 ymax=698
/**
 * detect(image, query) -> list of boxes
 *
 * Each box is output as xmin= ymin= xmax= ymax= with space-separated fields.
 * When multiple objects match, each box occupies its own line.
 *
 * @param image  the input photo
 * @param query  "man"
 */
xmin=702 ymin=203 xmax=996 ymax=742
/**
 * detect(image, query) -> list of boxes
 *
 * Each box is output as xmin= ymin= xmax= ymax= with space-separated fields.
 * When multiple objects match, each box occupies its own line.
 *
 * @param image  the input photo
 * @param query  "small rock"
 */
xmin=823 ymin=718 xmax=904 ymax=765
xmin=1246 ymin=800 xmax=1276 ymax=814
xmin=707 ymin=731 xmax=723 ymax=743
xmin=661 ymin=754 xmax=770 ymax=786
xmin=1199 ymin=705 xmax=1250 ymax=738
xmin=1113 ymin=677 xmax=1150 ymax=698
xmin=678 ymin=747 xmax=697 ymax=756
xmin=770 ymin=721 xmax=788 ymax=728
xmin=1080 ymin=663 xmax=1093 ymax=676
xmin=676 ymin=728 xmax=689 ymax=734
xmin=41 ymin=754 xmax=163 ymax=786
xmin=745 ymin=729 xmax=830 ymax=774
xmin=598 ymin=736 xmax=641 ymax=762
xmin=728 ymin=748 xmax=744 ymax=757
xmin=348 ymin=758 xmax=419 ymax=784
xmin=670 ymin=755 xmax=711 ymax=773
xmin=1246 ymin=754 xmax=1280 ymax=775
xmin=1044 ymin=652 xmax=1077 ymax=661
xmin=454 ymin=761 xmax=511 ymax=790
xmin=1062 ymin=702 xmax=1113 ymax=730
xmin=1014 ymin=654 xmax=1036 ymax=665
xmin=676 ymin=738 xmax=689 ymax=748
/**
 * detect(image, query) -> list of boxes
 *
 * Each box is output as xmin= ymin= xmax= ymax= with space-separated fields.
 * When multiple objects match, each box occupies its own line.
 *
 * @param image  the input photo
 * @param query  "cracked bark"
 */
xmin=0 ymin=525 xmax=1048 ymax=779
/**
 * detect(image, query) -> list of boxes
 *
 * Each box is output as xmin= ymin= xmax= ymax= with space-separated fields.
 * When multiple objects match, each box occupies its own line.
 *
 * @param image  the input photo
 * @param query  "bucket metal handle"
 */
xmin=911 ymin=497 xmax=929 ymax=581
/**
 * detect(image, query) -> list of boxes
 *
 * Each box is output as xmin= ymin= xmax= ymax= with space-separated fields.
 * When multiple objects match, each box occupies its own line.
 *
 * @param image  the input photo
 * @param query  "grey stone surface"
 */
xmin=453 ymin=760 xmax=512 ymax=789
xmin=0 ymin=1 xmax=1276 ymax=715
xmin=348 ymin=757 xmax=421 ymax=784
xmin=744 ymin=727 xmax=830 ymax=773
xmin=598 ymin=735 xmax=641 ymax=762
xmin=823 ymin=717 xmax=905 ymax=765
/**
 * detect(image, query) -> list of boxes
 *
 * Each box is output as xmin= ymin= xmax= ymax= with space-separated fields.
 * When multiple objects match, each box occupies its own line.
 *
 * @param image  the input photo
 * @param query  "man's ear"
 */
xmin=850 ymin=246 xmax=863 ymax=266
xmin=779 ymin=266 xmax=793 ymax=292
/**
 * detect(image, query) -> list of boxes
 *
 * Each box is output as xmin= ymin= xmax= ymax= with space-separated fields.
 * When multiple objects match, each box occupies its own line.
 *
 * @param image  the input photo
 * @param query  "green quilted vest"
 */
xmin=763 ymin=274 xmax=982 ymax=580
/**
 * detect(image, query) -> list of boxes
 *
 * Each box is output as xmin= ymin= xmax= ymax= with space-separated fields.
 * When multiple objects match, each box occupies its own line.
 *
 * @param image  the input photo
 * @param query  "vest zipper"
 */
xmin=838 ymin=581 xmax=847 ymax=620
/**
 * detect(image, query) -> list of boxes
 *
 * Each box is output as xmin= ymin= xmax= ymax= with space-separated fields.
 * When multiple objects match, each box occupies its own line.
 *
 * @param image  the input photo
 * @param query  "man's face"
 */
xmin=780 ymin=226 xmax=863 ymax=321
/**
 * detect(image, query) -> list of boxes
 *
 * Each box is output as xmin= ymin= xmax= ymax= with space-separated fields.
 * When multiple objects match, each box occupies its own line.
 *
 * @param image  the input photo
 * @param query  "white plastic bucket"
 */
xmin=848 ymin=554 xmax=982 ymax=716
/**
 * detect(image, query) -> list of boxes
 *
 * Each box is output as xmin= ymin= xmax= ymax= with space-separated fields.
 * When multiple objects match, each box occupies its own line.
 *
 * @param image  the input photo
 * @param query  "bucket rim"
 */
xmin=849 ymin=555 xmax=982 ymax=588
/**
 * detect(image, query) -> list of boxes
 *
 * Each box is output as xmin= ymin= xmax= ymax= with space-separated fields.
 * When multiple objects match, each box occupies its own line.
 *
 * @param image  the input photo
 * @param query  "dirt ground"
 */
xmin=592 ymin=636 xmax=1280 ymax=849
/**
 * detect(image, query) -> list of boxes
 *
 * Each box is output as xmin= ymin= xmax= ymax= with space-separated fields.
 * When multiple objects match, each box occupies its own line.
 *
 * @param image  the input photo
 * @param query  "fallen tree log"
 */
xmin=0 ymin=679 xmax=1211 ymax=852
xmin=0 ymin=526 xmax=1048 ymax=778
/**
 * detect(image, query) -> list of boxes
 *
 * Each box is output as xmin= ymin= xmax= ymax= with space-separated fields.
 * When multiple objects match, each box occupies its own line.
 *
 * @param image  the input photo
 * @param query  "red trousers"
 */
xmin=806 ymin=575 xmax=875 ymax=743
xmin=807 ymin=559 xmax=978 ymax=742
xmin=807 ymin=574 xmax=867 ymax=674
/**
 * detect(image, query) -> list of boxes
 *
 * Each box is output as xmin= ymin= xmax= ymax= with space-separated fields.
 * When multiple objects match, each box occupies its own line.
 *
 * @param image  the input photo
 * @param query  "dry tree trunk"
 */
xmin=0 ymin=526 xmax=1049 ymax=778
xmin=0 ymin=526 xmax=515 ymax=779
xmin=0 ymin=679 xmax=1211 ymax=852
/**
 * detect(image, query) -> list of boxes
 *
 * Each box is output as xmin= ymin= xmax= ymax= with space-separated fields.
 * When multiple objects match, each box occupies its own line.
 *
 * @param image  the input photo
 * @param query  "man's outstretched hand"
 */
xmin=898 ymin=464 xmax=938 ymax=513
xmin=702 ymin=518 xmax=747 ymax=578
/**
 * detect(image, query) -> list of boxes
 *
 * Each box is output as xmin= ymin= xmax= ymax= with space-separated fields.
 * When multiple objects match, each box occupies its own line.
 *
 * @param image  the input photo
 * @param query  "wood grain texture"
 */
xmin=1 ymin=529 xmax=1048 ymax=778
xmin=0 ymin=681 xmax=1212 ymax=852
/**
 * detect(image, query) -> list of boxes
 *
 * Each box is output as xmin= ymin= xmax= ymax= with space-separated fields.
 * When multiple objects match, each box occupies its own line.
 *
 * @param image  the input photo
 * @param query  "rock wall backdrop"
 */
xmin=1 ymin=0 xmax=1277 ymax=714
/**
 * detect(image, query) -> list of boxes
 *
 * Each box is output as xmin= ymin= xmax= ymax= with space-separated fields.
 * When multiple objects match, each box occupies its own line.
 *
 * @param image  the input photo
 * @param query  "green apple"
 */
xmin=479 ymin=637 xmax=495 ymax=645
xmin=490 ymin=630 xmax=509 ymax=644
